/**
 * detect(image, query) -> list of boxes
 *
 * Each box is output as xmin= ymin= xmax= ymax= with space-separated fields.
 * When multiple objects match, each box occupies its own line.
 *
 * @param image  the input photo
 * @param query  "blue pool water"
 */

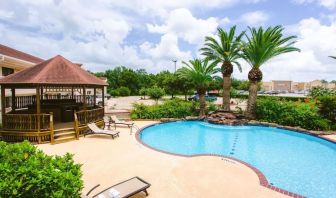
xmin=139 ymin=121 xmax=336 ymax=198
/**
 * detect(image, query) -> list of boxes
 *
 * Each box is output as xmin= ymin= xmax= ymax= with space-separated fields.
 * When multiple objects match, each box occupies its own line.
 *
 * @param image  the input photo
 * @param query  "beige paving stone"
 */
xmin=38 ymin=121 xmax=287 ymax=198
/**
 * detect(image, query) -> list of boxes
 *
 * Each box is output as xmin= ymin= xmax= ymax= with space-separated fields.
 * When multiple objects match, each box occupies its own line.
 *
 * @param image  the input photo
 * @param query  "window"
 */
xmin=2 ymin=67 xmax=14 ymax=76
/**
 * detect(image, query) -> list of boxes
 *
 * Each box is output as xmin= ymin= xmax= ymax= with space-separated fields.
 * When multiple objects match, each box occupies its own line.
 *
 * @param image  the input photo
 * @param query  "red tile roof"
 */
xmin=0 ymin=44 xmax=44 ymax=64
xmin=0 ymin=55 xmax=107 ymax=86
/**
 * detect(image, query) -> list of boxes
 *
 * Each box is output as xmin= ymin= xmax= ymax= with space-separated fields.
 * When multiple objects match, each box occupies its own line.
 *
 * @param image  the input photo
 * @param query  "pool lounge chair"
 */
xmin=103 ymin=116 xmax=111 ymax=130
xmin=110 ymin=115 xmax=139 ymax=134
xmin=85 ymin=123 xmax=120 ymax=139
xmin=84 ymin=177 xmax=151 ymax=198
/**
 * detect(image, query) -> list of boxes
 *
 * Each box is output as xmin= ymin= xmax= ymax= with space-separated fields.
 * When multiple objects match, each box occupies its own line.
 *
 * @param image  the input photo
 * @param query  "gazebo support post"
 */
xmin=93 ymin=87 xmax=96 ymax=107
xmin=40 ymin=87 xmax=43 ymax=100
xmin=71 ymin=87 xmax=74 ymax=100
xmin=11 ymin=88 xmax=16 ymax=112
xmin=50 ymin=112 xmax=54 ymax=144
xmin=102 ymin=86 xmax=105 ymax=114
xmin=36 ymin=86 xmax=41 ymax=144
xmin=83 ymin=86 xmax=87 ymax=110
xmin=1 ymin=86 xmax=5 ymax=127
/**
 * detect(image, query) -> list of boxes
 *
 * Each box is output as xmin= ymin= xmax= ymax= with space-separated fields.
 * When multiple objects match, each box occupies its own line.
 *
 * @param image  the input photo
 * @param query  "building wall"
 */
xmin=272 ymin=80 xmax=292 ymax=92
xmin=261 ymin=82 xmax=272 ymax=91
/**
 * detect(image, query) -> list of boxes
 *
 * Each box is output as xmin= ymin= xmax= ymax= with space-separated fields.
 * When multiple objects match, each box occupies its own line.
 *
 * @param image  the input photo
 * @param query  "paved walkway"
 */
xmin=38 ymin=121 xmax=286 ymax=198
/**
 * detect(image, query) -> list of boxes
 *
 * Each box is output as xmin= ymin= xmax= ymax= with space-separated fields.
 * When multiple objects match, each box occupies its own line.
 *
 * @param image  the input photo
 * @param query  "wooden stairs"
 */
xmin=53 ymin=127 xmax=77 ymax=144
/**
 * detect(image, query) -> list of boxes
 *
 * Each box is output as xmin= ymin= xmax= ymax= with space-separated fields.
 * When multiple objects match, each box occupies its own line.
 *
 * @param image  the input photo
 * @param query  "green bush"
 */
xmin=116 ymin=86 xmax=131 ymax=96
xmin=0 ymin=141 xmax=83 ymax=198
xmin=316 ymin=95 xmax=336 ymax=129
xmin=234 ymin=94 xmax=308 ymax=102
xmin=147 ymin=86 xmax=165 ymax=101
xmin=109 ymin=89 xmax=119 ymax=97
xmin=309 ymin=87 xmax=336 ymax=98
xmin=139 ymin=87 xmax=148 ymax=99
xmin=131 ymin=99 xmax=218 ymax=119
xmin=256 ymin=98 xmax=331 ymax=131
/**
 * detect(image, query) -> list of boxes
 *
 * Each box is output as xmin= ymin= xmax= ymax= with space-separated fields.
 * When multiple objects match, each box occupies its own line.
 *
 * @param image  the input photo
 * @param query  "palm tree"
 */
xmin=200 ymin=26 xmax=244 ymax=111
xmin=241 ymin=26 xmax=300 ymax=119
xmin=178 ymin=59 xmax=219 ymax=117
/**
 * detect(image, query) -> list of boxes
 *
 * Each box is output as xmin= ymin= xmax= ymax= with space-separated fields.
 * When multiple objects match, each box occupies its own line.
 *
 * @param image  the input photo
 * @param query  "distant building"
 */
xmin=261 ymin=82 xmax=272 ymax=91
xmin=0 ymin=44 xmax=43 ymax=77
xmin=0 ymin=44 xmax=44 ymax=122
xmin=261 ymin=81 xmax=292 ymax=92
xmin=261 ymin=79 xmax=336 ymax=92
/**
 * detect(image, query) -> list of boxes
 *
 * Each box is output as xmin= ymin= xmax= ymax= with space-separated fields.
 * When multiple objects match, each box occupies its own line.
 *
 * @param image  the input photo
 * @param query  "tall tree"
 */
xmin=200 ymin=26 xmax=244 ymax=111
xmin=241 ymin=26 xmax=300 ymax=119
xmin=178 ymin=59 xmax=219 ymax=117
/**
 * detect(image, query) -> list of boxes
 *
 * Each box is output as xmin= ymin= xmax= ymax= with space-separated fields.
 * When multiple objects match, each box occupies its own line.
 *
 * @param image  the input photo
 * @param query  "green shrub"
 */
xmin=131 ymin=99 xmax=217 ymax=119
xmin=109 ymin=89 xmax=119 ymax=97
xmin=147 ymin=86 xmax=165 ymax=101
xmin=316 ymin=95 xmax=336 ymax=129
xmin=234 ymin=94 xmax=308 ymax=102
xmin=116 ymin=86 xmax=131 ymax=96
xmin=0 ymin=141 xmax=83 ymax=198
xmin=309 ymin=87 xmax=336 ymax=98
xmin=256 ymin=98 xmax=331 ymax=131
xmin=139 ymin=87 xmax=148 ymax=99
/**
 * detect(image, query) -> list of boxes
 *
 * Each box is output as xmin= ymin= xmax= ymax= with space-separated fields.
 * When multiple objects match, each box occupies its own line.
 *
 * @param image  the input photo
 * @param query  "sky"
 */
xmin=0 ymin=0 xmax=336 ymax=82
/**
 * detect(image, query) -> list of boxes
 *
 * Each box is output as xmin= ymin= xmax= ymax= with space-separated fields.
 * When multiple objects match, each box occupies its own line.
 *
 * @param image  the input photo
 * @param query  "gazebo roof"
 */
xmin=0 ymin=55 xmax=107 ymax=87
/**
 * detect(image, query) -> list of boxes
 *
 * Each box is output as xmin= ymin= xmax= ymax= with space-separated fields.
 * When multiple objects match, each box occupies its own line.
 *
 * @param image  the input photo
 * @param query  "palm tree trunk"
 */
xmin=222 ymin=75 xmax=231 ymax=111
xmin=198 ymin=90 xmax=206 ymax=117
xmin=246 ymin=81 xmax=258 ymax=119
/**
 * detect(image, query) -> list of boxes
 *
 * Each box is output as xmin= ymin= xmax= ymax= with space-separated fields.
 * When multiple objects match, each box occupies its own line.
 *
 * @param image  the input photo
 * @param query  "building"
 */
xmin=0 ymin=44 xmax=44 ymax=77
xmin=261 ymin=82 xmax=272 ymax=91
xmin=0 ymin=44 xmax=45 ymax=122
xmin=261 ymin=81 xmax=292 ymax=92
xmin=261 ymin=80 xmax=336 ymax=92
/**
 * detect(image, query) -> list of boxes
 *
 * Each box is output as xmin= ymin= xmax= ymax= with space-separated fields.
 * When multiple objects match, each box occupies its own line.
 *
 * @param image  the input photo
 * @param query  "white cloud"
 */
xmin=0 ymin=10 xmax=14 ymax=19
xmin=111 ymin=0 xmax=264 ymax=17
xmin=243 ymin=17 xmax=336 ymax=81
xmin=147 ymin=8 xmax=218 ymax=45
xmin=293 ymin=0 xmax=336 ymax=9
xmin=238 ymin=11 xmax=269 ymax=26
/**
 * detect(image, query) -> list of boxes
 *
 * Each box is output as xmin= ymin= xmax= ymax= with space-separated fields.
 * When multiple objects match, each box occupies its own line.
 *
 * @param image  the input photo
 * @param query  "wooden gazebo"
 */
xmin=0 ymin=55 xmax=108 ymax=144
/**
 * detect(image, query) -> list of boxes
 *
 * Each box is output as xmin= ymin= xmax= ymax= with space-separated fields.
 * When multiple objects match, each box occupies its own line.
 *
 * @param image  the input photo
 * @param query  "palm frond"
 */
xmin=200 ymin=26 xmax=245 ymax=70
xmin=241 ymin=25 xmax=300 ymax=69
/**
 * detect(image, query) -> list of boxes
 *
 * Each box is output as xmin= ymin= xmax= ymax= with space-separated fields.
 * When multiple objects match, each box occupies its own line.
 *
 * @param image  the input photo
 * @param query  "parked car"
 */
xmin=188 ymin=94 xmax=217 ymax=102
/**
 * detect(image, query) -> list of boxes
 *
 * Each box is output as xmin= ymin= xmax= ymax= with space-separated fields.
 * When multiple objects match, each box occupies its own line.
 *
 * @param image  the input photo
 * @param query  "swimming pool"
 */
xmin=138 ymin=121 xmax=336 ymax=198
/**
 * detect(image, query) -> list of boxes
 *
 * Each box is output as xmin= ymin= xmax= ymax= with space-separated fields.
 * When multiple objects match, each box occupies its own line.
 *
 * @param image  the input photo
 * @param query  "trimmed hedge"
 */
xmin=234 ymin=94 xmax=308 ymax=102
xmin=131 ymin=99 xmax=217 ymax=119
xmin=256 ymin=98 xmax=331 ymax=131
xmin=0 ymin=141 xmax=83 ymax=198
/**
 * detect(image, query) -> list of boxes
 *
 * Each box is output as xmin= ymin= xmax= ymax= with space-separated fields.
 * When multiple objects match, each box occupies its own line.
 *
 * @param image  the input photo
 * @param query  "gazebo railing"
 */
xmin=2 ymin=113 xmax=51 ymax=131
xmin=5 ymin=95 xmax=95 ymax=109
xmin=1 ymin=113 xmax=54 ymax=144
xmin=74 ymin=108 xmax=104 ymax=138
xmin=75 ymin=108 xmax=104 ymax=125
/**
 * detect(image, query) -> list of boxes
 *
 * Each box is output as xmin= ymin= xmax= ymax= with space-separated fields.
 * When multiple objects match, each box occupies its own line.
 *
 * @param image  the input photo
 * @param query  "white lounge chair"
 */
xmin=86 ymin=123 xmax=120 ymax=139
xmin=83 ymin=177 xmax=151 ymax=198
xmin=110 ymin=115 xmax=139 ymax=134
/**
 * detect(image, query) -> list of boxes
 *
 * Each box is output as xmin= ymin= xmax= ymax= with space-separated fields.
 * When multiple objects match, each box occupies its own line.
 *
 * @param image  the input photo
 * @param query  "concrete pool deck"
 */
xmin=38 ymin=121 xmax=288 ymax=198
